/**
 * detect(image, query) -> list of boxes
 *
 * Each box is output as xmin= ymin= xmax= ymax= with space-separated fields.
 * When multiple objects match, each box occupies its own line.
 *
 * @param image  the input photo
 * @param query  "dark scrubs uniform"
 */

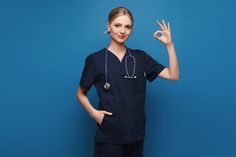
xmin=80 ymin=47 xmax=165 ymax=156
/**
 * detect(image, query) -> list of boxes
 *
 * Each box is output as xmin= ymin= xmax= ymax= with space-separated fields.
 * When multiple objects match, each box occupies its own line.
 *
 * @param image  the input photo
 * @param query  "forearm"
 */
xmin=166 ymin=43 xmax=179 ymax=79
xmin=76 ymin=87 xmax=96 ymax=117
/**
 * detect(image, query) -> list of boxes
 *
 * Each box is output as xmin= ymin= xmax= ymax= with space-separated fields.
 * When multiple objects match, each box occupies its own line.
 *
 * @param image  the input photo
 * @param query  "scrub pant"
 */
xmin=93 ymin=140 xmax=144 ymax=157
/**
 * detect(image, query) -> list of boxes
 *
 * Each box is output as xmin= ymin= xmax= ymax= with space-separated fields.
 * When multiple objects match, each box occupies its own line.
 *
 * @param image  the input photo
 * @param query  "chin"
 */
xmin=115 ymin=38 xmax=128 ymax=44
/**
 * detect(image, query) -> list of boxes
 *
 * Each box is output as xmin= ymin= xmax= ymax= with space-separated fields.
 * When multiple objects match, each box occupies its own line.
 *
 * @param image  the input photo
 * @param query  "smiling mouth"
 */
xmin=118 ymin=35 xmax=126 ymax=39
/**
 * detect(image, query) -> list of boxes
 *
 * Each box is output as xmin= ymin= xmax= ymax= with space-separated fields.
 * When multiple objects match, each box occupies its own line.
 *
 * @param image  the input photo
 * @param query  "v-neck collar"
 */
xmin=106 ymin=47 xmax=128 ymax=63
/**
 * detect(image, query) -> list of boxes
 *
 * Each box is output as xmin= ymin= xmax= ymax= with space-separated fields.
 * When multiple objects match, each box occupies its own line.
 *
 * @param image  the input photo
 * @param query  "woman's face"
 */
xmin=107 ymin=15 xmax=133 ymax=44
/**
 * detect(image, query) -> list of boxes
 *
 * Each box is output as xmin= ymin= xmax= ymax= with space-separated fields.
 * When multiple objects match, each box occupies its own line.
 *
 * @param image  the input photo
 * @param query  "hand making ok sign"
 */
xmin=153 ymin=19 xmax=173 ymax=46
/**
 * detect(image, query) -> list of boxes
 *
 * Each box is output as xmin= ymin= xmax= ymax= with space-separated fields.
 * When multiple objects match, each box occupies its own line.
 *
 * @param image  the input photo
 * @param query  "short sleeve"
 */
xmin=79 ymin=56 xmax=96 ymax=92
xmin=144 ymin=51 xmax=165 ymax=82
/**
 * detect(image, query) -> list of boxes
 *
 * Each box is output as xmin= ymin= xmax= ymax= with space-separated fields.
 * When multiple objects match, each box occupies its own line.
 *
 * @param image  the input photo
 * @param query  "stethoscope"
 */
xmin=104 ymin=46 xmax=137 ymax=90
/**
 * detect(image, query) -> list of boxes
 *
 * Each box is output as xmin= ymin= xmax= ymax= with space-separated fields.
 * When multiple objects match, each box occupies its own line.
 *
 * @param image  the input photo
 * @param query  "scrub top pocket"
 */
xmin=100 ymin=115 xmax=106 ymax=127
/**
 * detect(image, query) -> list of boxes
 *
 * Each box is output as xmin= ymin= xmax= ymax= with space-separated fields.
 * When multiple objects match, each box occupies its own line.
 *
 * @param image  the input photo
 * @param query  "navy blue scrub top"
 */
xmin=79 ymin=47 xmax=165 ymax=144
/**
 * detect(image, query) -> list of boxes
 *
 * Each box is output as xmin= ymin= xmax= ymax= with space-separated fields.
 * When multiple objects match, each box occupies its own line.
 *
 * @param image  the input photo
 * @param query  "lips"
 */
xmin=118 ymin=35 xmax=126 ymax=39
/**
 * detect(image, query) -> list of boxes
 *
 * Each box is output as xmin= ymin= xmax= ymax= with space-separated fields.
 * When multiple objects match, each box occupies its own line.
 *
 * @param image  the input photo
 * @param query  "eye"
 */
xmin=126 ymin=26 xmax=131 ymax=29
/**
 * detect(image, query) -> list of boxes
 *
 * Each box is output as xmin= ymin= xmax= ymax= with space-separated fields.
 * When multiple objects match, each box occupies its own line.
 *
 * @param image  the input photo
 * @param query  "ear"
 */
xmin=107 ymin=22 xmax=110 ymax=32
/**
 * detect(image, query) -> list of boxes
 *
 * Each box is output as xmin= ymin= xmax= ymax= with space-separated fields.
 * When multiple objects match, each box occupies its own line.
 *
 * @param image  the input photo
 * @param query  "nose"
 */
xmin=120 ymin=27 xmax=125 ymax=34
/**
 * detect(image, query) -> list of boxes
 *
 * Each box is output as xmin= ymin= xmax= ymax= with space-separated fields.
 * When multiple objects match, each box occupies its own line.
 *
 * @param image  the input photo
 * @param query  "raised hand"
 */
xmin=153 ymin=19 xmax=173 ymax=46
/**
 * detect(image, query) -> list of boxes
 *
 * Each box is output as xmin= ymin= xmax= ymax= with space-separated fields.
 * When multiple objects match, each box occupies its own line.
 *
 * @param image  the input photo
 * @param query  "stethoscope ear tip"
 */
xmin=124 ymin=75 xmax=137 ymax=79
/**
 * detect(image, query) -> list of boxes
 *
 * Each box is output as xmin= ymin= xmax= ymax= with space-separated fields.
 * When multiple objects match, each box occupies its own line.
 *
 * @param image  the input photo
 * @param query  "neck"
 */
xmin=108 ymin=40 xmax=126 ymax=54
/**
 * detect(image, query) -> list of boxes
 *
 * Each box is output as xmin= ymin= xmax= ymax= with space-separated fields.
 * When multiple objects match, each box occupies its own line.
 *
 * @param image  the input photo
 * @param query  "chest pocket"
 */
xmin=116 ymin=69 xmax=146 ymax=93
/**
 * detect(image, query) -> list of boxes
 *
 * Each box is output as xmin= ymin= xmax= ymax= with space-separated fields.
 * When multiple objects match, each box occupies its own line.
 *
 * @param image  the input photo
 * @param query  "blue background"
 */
xmin=0 ymin=0 xmax=236 ymax=157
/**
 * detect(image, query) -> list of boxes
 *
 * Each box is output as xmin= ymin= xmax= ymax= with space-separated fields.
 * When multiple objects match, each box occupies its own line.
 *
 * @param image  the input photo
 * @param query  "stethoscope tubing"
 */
xmin=104 ymin=46 xmax=136 ymax=90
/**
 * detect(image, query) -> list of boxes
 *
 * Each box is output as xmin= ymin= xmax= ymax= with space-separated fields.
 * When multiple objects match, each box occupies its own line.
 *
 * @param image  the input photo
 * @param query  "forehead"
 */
xmin=111 ymin=15 xmax=132 ymax=25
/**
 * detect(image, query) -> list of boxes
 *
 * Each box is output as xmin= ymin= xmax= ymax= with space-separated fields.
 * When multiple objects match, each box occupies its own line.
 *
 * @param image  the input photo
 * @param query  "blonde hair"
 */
xmin=108 ymin=7 xmax=134 ymax=27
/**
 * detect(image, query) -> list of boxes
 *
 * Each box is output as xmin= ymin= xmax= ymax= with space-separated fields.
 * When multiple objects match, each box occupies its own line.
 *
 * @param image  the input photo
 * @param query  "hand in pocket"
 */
xmin=92 ymin=110 xmax=113 ymax=125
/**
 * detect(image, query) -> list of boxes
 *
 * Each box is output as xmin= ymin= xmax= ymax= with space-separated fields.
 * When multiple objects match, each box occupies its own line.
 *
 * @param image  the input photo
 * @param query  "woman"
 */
xmin=77 ymin=6 xmax=179 ymax=157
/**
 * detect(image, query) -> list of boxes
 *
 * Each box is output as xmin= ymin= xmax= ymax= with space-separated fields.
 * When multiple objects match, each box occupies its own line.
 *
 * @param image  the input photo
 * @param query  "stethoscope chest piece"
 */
xmin=104 ymin=82 xmax=111 ymax=90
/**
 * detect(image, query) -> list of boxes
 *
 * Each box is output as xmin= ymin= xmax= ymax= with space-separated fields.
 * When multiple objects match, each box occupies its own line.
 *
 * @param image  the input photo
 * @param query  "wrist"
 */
xmin=166 ymin=41 xmax=174 ymax=47
xmin=89 ymin=108 xmax=97 ymax=118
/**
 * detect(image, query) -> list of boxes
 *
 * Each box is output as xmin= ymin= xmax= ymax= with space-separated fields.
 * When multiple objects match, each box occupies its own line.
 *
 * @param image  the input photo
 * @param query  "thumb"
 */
xmin=103 ymin=111 xmax=113 ymax=116
xmin=153 ymin=30 xmax=162 ymax=39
